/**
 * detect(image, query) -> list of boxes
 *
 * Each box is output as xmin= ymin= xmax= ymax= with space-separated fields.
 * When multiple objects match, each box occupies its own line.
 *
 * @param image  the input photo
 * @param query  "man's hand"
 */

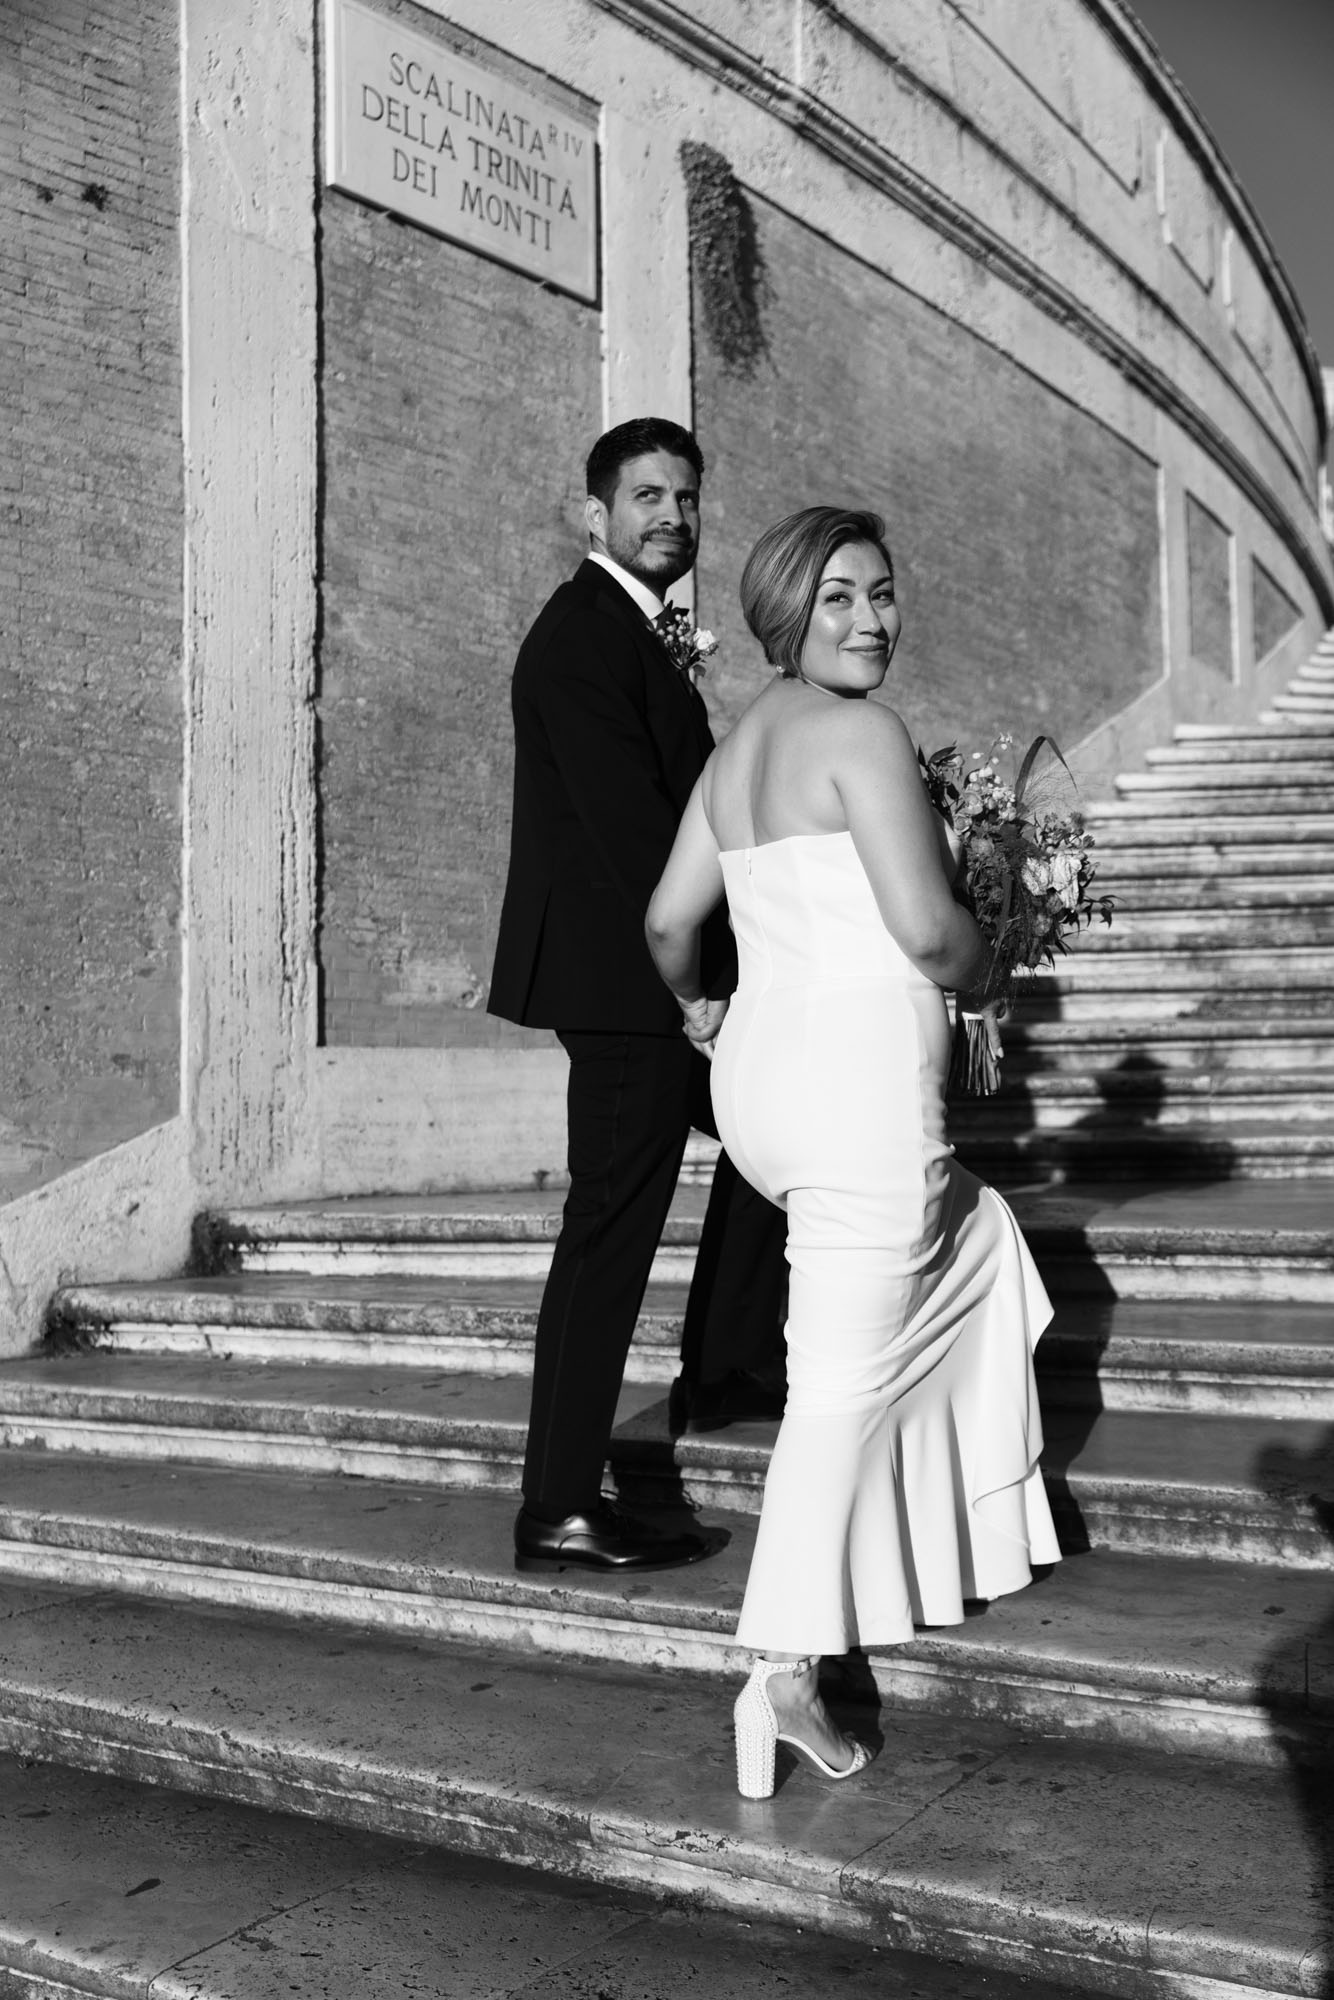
xmin=680 ymin=995 xmax=728 ymax=1059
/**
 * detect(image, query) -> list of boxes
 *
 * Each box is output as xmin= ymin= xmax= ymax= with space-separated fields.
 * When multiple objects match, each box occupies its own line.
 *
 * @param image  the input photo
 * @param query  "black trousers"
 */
xmin=521 ymin=1028 xmax=789 ymax=1518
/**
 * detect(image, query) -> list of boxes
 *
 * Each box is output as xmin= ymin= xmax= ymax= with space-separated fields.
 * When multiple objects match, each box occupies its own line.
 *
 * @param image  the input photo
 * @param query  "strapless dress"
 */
xmin=711 ymin=830 xmax=1060 ymax=1652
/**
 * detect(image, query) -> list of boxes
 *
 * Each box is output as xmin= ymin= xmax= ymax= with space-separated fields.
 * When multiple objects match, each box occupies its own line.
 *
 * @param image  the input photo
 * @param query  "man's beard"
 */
xmin=608 ymin=527 xmax=695 ymax=588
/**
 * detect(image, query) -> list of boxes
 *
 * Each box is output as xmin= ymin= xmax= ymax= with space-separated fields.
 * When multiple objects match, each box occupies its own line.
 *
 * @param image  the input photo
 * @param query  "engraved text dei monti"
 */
xmin=326 ymin=0 xmax=597 ymax=302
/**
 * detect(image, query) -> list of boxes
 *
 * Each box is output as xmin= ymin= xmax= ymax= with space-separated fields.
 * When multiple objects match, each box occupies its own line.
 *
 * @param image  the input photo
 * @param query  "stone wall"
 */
xmin=693 ymin=192 xmax=1161 ymax=767
xmin=2 ymin=0 xmax=1331 ymax=1347
xmin=318 ymin=190 xmax=597 ymax=1051
xmin=306 ymin=0 xmax=1329 ymax=1052
xmin=0 ymin=0 xmax=182 ymax=1203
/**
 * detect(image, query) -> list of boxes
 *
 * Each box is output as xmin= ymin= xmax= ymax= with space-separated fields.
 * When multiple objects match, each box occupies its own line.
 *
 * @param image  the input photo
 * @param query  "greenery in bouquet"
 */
xmin=917 ymin=733 xmax=1115 ymax=1094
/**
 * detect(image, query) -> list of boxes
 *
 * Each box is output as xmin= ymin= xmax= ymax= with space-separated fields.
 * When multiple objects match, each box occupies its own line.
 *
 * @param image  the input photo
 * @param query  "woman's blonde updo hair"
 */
xmin=740 ymin=507 xmax=893 ymax=678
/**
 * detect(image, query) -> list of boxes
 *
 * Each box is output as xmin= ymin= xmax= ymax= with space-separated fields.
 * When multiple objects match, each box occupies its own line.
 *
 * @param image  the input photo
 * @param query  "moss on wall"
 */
xmin=680 ymin=140 xmax=770 ymax=378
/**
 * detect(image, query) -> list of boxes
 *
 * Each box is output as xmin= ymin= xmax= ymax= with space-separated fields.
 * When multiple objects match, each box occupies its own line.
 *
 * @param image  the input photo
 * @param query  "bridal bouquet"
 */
xmin=918 ymin=734 xmax=1114 ymax=1095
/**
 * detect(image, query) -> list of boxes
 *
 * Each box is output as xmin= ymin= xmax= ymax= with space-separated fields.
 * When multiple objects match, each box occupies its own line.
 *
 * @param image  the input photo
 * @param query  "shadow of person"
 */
xmin=1065 ymin=1042 xmax=1244 ymax=1183
xmin=1254 ymin=1424 xmax=1334 ymax=1995
xmin=979 ymin=1037 xmax=1239 ymax=1553
xmin=952 ymin=1020 xmax=1242 ymax=1190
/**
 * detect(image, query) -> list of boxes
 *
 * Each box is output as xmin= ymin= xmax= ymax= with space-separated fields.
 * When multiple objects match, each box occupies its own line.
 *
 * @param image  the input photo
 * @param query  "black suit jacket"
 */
xmin=488 ymin=559 xmax=735 ymax=1032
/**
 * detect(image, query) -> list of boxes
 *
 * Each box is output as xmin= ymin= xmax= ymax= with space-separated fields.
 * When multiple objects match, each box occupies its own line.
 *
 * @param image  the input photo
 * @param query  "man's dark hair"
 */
xmin=585 ymin=418 xmax=705 ymax=508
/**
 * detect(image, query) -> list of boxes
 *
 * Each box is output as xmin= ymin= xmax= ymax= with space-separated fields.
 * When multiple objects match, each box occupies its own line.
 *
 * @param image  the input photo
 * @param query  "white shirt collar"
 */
xmin=588 ymin=549 xmax=665 ymax=623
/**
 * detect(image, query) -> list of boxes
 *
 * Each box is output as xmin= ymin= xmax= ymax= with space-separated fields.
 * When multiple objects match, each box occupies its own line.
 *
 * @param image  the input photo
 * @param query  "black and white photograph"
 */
xmin=1 ymin=0 xmax=1332 ymax=1994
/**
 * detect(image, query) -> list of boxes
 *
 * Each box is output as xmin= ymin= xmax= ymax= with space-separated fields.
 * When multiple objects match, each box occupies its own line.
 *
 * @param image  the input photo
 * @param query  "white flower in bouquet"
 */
xmin=1048 ymin=849 xmax=1084 ymax=911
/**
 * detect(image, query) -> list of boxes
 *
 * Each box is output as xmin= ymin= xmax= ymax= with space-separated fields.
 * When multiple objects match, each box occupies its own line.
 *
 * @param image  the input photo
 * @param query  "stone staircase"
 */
xmin=949 ymin=642 xmax=1334 ymax=1184
xmin=2 ymin=638 xmax=1333 ymax=1998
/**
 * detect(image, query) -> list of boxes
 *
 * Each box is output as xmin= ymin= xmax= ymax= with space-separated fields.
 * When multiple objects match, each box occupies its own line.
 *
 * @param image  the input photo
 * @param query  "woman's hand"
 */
xmin=681 ymin=994 xmax=728 ymax=1059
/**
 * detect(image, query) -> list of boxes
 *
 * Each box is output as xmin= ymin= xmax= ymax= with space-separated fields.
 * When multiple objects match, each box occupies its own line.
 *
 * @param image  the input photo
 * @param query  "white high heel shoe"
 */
xmin=733 ymin=1656 xmax=873 ymax=1800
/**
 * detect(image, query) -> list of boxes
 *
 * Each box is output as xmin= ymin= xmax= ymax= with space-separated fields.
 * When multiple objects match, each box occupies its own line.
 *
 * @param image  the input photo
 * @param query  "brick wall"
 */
xmin=317 ymin=188 xmax=600 ymax=1049
xmin=0 ymin=1 xmax=183 ymax=1203
xmin=692 ymin=195 xmax=1163 ymax=774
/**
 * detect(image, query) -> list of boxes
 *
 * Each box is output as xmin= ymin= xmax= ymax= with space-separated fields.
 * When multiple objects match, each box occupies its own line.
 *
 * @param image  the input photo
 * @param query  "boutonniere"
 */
xmin=652 ymin=604 xmax=719 ymax=685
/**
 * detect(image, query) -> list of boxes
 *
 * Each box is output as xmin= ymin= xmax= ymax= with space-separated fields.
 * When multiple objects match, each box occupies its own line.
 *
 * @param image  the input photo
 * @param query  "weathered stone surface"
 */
xmin=839 ymin=1736 xmax=1329 ymax=1993
xmin=0 ymin=1752 xmax=393 ymax=1999
xmin=0 ymin=1465 xmax=1328 ymax=1763
xmin=0 ymin=1592 xmax=1327 ymax=1996
xmin=1 ymin=0 xmax=183 ymax=1206
xmin=0 ymin=1752 xmax=1087 ymax=2000
xmin=172 ymin=1180 xmax=1334 ymax=1289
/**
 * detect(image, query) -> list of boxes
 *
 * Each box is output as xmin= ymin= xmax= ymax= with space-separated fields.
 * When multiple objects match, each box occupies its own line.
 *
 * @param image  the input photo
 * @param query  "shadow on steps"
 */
xmin=952 ymin=1037 xmax=1250 ymax=1183
xmin=1257 ymin=1424 xmax=1334 ymax=1997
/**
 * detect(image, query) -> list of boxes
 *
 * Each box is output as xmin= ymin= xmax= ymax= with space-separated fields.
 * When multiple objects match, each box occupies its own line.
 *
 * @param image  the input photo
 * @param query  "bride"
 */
xmin=645 ymin=507 xmax=1060 ymax=1800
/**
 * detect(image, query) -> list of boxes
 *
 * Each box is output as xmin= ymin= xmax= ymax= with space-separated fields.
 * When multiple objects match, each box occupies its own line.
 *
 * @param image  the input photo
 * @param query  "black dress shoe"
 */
xmin=513 ymin=1499 xmax=714 ymax=1574
xmin=668 ymin=1369 xmax=787 ymax=1435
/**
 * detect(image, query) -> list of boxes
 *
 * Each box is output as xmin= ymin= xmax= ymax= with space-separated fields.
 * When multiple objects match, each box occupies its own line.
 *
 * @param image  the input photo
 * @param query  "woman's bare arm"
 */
xmin=645 ymin=778 xmax=729 ymax=1047
xmin=832 ymin=704 xmax=989 ymax=991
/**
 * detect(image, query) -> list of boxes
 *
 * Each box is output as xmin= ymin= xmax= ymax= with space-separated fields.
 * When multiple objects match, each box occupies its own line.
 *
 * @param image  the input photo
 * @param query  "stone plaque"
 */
xmin=324 ymin=0 xmax=598 ymax=302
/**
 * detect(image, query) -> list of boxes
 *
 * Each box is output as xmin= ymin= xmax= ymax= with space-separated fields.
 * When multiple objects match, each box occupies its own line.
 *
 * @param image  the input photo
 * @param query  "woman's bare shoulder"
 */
xmin=824 ymin=695 xmax=916 ymax=759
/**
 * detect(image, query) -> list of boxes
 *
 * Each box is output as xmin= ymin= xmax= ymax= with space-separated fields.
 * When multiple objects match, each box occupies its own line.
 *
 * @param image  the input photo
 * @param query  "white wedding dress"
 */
xmin=711 ymin=830 xmax=1060 ymax=1654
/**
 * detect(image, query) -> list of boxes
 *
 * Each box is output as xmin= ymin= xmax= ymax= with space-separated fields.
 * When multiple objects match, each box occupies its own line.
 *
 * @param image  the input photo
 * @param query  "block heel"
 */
xmin=732 ymin=1656 xmax=872 ymax=1800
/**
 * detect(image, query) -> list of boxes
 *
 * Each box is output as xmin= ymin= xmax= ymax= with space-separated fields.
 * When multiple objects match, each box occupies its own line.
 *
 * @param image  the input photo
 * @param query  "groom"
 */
xmin=488 ymin=417 xmax=788 ymax=1573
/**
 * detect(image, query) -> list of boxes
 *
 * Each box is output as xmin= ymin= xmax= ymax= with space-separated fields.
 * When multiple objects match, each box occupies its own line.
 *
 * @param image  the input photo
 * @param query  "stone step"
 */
xmin=1150 ymin=739 xmax=1334 ymax=765
xmin=1086 ymin=842 xmax=1334 ymax=878
xmin=1008 ymin=1028 xmax=1334 ymax=1074
xmin=1085 ymin=807 xmax=1334 ymax=837
xmin=1033 ymin=1298 xmax=1334 ymax=1415
xmin=1259 ymin=708 xmax=1334 ymax=728
xmin=2 ymin=1368 xmax=1330 ymax=1566
xmin=1174 ymin=718 xmax=1334 ymax=741
xmin=1075 ymin=910 xmax=1332 ymax=947
xmin=619 ymin=1405 xmax=1334 ymax=1567
xmin=32 ymin=1293 xmax=1334 ymax=1414
xmin=0 ymin=1584 xmax=1326 ymax=1997
xmin=1015 ymin=989 xmax=1329 ymax=1031
xmin=1107 ymin=875 xmax=1334 ymax=910
xmin=181 ymin=1182 xmax=1334 ymax=1299
xmin=1015 ymin=991 xmax=1334 ymax=1029
xmin=1008 ymin=1182 xmax=1334 ymax=1298
xmin=957 ymin=1121 xmax=1334 ymax=1179
xmin=961 ymin=1060 xmax=1334 ymax=1097
xmin=1117 ymin=765 xmax=1334 ymax=792
xmin=1096 ymin=785 xmax=1334 ymax=814
xmin=1010 ymin=1013 xmax=1334 ymax=1060
xmin=0 ymin=1358 xmax=548 ymax=1488
xmin=999 ymin=982 xmax=1331 ymax=1034
xmin=0 ymin=1758 xmax=1045 ymax=2000
xmin=1018 ymin=945 xmax=1334 ymax=995
xmin=1269 ymin=699 xmax=1334 ymax=721
xmin=51 ymin=1272 xmax=689 ymax=1378
xmin=953 ymin=1078 xmax=1334 ymax=1133
xmin=0 ymin=1463 xmax=1330 ymax=1766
